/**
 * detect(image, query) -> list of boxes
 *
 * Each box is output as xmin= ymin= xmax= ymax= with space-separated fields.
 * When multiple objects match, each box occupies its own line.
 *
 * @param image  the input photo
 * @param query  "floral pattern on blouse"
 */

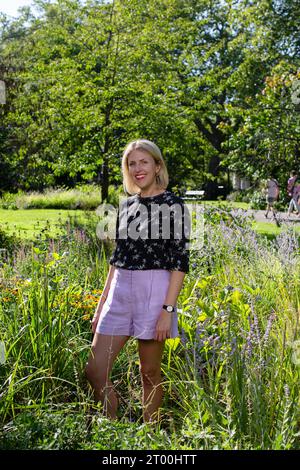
xmin=109 ymin=190 xmax=190 ymax=273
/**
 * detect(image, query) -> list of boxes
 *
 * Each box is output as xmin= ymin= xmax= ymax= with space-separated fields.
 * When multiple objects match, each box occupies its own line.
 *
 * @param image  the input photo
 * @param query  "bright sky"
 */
xmin=0 ymin=0 xmax=39 ymax=17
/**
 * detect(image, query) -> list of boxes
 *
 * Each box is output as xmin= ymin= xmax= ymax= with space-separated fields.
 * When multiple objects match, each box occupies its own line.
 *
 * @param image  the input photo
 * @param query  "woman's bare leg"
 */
xmin=85 ymin=334 xmax=129 ymax=419
xmin=138 ymin=339 xmax=165 ymax=423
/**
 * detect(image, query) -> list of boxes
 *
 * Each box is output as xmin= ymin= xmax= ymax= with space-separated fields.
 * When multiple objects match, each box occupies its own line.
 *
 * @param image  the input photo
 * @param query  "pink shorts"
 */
xmin=96 ymin=268 xmax=178 ymax=340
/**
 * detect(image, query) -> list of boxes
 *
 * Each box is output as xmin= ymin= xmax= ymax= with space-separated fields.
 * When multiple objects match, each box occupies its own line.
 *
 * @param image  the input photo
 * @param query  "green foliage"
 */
xmin=226 ymin=62 xmax=300 ymax=180
xmin=249 ymin=189 xmax=266 ymax=210
xmin=13 ymin=186 xmax=101 ymax=210
xmin=0 ymin=206 xmax=300 ymax=449
xmin=0 ymin=226 xmax=18 ymax=253
xmin=0 ymin=410 xmax=90 ymax=450
xmin=0 ymin=192 xmax=20 ymax=210
xmin=0 ymin=409 xmax=189 ymax=450
xmin=0 ymin=185 xmax=125 ymax=210
xmin=1 ymin=0 xmax=299 ymax=198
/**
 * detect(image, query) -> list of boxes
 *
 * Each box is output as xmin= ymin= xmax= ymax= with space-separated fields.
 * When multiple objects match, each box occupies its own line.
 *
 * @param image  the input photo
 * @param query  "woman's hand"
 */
xmin=91 ymin=296 xmax=107 ymax=334
xmin=91 ymin=311 xmax=101 ymax=334
xmin=155 ymin=310 xmax=172 ymax=342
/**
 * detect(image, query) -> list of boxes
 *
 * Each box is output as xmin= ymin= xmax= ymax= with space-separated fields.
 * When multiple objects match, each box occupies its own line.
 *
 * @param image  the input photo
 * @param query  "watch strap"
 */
xmin=162 ymin=304 xmax=175 ymax=313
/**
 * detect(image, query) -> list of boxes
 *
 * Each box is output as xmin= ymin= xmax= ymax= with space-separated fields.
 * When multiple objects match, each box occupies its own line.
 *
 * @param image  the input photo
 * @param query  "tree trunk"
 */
xmin=194 ymin=116 xmax=225 ymax=199
xmin=101 ymin=154 xmax=109 ymax=202
xmin=205 ymin=154 xmax=221 ymax=199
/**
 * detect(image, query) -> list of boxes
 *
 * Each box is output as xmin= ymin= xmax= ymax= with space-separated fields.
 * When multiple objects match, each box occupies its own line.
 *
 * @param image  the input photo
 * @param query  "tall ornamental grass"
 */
xmin=0 ymin=185 xmax=124 ymax=210
xmin=0 ymin=208 xmax=299 ymax=449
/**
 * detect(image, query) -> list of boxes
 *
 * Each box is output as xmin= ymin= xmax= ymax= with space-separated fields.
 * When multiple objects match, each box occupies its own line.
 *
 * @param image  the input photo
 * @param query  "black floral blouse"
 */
xmin=109 ymin=190 xmax=190 ymax=273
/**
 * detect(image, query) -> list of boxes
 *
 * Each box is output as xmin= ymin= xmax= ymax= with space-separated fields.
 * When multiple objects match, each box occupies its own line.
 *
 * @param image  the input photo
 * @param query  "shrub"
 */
xmin=227 ymin=189 xmax=252 ymax=203
xmin=15 ymin=187 xmax=101 ymax=210
xmin=0 ymin=185 xmax=126 ymax=211
xmin=249 ymin=189 xmax=266 ymax=209
xmin=0 ymin=226 xmax=17 ymax=253
xmin=0 ymin=192 xmax=20 ymax=210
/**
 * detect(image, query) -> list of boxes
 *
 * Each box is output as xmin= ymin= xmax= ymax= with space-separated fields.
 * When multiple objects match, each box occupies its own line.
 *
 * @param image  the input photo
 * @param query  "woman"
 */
xmin=85 ymin=139 xmax=190 ymax=422
xmin=287 ymin=171 xmax=300 ymax=216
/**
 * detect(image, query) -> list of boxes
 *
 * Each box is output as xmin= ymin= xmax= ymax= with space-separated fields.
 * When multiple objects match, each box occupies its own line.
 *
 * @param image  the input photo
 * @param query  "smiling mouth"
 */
xmin=135 ymin=175 xmax=146 ymax=180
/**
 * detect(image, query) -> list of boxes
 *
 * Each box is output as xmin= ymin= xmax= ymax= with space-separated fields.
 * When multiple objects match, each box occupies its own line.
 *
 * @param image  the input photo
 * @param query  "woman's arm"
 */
xmin=163 ymin=270 xmax=186 ymax=306
xmin=91 ymin=265 xmax=116 ymax=333
xmin=155 ymin=197 xmax=190 ymax=341
xmin=154 ymin=270 xmax=186 ymax=342
xmin=96 ymin=265 xmax=116 ymax=312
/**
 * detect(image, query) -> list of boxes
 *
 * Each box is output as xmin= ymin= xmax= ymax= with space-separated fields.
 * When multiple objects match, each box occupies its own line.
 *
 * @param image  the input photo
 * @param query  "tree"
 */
xmin=1 ymin=0 xmax=299 ymax=198
xmin=224 ymin=0 xmax=300 ymax=183
xmin=0 ymin=0 xmax=206 ymax=198
xmin=133 ymin=0 xmax=277 ymax=197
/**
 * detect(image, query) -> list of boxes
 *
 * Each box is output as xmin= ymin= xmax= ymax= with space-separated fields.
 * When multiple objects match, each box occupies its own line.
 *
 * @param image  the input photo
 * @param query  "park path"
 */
xmin=234 ymin=208 xmax=300 ymax=225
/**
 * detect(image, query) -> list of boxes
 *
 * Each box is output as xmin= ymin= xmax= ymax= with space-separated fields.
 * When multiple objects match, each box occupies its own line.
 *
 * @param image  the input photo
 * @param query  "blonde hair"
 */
xmin=121 ymin=139 xmax=169 ymax=195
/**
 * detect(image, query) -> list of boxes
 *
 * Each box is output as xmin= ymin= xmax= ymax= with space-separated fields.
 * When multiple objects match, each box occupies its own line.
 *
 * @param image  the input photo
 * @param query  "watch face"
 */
xmin=166 ymin=306 xmax=173 ymax=312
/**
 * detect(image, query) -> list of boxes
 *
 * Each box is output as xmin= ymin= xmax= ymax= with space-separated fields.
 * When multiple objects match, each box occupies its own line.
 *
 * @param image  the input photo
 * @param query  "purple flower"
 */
xmin=283 ymin=384 xmax=290 ymax=398
xmin=245 ymin=321 xmax=255 ymax=359
xmin=262 ymin=310 xmax=276 ymax=349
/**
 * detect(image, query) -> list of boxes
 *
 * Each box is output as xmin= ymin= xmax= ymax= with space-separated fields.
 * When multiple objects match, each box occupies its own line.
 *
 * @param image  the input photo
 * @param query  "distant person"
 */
xmin=287 ymin=171 xmax=300 ymax=216
xmin=265 ymin=177 xmax=279 ymax=219
xmin=292 ymin=183 xmax=300 ymax=216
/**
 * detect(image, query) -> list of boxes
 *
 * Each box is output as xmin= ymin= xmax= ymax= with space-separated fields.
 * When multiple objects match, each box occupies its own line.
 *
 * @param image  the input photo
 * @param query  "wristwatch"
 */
xmin=163 ymin=304 xmax=175 ymax=313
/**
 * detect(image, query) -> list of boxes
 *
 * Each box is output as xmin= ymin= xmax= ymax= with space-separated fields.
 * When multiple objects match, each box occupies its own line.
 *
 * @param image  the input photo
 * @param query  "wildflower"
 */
xmin=0 ymin=341 xmax=5 ymax=365
xmin=180 ymin=329 xmax=188 ymax=347
xmin=225 ymin=285 xmax=234 ymax=292
xmin=92 ymin=289 xmax=103 ymax=295
xmin=283 ymin=384 xmax=290 ymax=398
xmin=251 ymin=303 xmax=261 ymax=344
xmin=262 ymin=310 xmax=276 ymax=349
xmin=230 ymin=336 xmax=237 ymax=355
xmin=245 ymin=317 xmax=255 ymax=359
xmin=83 ymin=312 xmax=93 ymax=321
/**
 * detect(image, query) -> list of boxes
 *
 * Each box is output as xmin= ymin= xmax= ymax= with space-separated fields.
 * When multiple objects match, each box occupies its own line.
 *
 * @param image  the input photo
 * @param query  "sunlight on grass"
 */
xmin=189 ymin=200 xmax=250 ymax=210
xmin=253 ymin=221 xmax=300 ymax=238
xmin=0 ymin=209 xmax=97 ymax=240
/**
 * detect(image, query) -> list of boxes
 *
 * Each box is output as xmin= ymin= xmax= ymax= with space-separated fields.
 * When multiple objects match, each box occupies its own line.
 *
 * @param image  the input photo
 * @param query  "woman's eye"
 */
xmin=129 ymin=161 xmax=148 ymax=166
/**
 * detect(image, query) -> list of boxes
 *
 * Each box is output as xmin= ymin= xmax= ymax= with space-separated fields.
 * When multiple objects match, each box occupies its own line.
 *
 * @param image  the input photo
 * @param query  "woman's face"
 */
xmin=127 ymin=149 xmax=160 ymax=191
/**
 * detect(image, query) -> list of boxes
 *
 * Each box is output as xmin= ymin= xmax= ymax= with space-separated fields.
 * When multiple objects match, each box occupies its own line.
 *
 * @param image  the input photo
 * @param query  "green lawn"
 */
xmin=252 ymin=221 xmax=282 ymax=237
xmin=252 ymin=220 xmax=300 ymax=238
xmin=188 ymin=200 xmax=250 ymax=210
xmin=0 ymin=209 xmax=97 ymax=240
xmin=1 ymin=205 xmax=300 ymax=241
